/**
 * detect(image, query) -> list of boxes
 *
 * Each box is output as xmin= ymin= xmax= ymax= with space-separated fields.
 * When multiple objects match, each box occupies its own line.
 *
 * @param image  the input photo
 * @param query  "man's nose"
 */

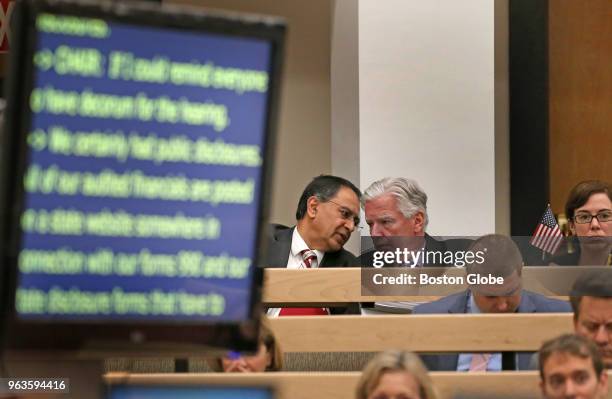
xmin=564 ymin=380 xmax=577 ymax=397
xmin=594 ymin=325 xmax=609 ymax=344
xmin=370 ymin=223 xmax=385 ymax=237
xmin=345 ymin=217 xmax=356 ymax=232
xmin=495 ymin=300 xmax=509 ymax=312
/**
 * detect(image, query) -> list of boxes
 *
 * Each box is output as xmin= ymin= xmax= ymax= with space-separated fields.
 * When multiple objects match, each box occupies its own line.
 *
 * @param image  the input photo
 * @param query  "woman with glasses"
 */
xmin=549 ymin=180 xmax=612 ymax=266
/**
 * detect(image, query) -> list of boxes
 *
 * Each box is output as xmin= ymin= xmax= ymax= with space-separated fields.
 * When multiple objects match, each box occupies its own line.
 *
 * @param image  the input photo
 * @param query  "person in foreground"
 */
xmin=265 ymin=174 xmax=361 ymax=315
xmin=209 ymin=319 xmax=283 ymax=372
xmin=539 ymin=334 xmax=608 ymax=399
xmin=570 ymin=269 xmax=612 ymax=369
xmin=356 ymin=350 xmax=439 ymax=399
xmin=549 ymin=180 xmax=612 ymax=266
xmin=413 ymin=234 xmax=571 ymax=371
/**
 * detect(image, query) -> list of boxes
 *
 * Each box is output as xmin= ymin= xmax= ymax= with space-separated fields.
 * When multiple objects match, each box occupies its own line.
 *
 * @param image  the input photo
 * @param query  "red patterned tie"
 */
xmin=279 ymin=250 xmax=329 ymax=316
xmin=301 ymin=249 xmax=317 ymax=268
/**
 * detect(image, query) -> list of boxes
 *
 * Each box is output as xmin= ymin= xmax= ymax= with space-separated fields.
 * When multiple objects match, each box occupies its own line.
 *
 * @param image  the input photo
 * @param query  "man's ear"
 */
xmin=413 ymin=211 xmax=425 ymax=233
xmin=539 ymin=379 xmax=546 ymax=397
xmin=306 ymin=196 xmax=319 ymax=218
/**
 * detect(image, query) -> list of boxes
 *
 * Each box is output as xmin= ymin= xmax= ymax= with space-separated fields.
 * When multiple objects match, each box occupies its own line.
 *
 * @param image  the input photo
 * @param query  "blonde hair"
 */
xmin=356 ymin=351 xmax=439 ymax=399
xmin=260 ymin=318 xmax=283 ymax=371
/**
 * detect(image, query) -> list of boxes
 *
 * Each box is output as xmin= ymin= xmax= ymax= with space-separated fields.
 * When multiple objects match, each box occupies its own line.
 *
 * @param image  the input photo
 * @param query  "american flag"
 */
xmin=530 ymin=204 xmax=563 ymax=254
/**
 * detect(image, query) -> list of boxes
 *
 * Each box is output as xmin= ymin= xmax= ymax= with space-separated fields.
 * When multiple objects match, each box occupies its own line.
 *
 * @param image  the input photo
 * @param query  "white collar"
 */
xmin=291 ymin=227 xmax=324 ymax=267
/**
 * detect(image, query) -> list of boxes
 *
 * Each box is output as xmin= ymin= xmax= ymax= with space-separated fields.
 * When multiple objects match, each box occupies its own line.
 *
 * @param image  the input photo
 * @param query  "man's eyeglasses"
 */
xmin=327 ymin=199 xmax=361 ymax=229
xmin=573 ymin=211 xmax=612 ymax=224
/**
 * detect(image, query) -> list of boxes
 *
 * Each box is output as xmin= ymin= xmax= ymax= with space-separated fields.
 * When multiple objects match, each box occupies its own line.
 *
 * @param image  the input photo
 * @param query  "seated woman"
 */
xmin=356 ymin=351 xmax=439 ymax=399
xmin=549 ymin=180 xmax=612 ymax=266
xmin=208 ymin=320 xmax=283 ymax=372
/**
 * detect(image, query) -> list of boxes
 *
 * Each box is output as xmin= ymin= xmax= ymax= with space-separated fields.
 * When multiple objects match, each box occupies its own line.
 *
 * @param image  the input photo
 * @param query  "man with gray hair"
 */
xmin=363 ymin=177 xmax=429 ymax=238
xmin=359 ymin=177 xmax=470 ymax=314
xmin=361 ymin=177 xmax=462 ymax=267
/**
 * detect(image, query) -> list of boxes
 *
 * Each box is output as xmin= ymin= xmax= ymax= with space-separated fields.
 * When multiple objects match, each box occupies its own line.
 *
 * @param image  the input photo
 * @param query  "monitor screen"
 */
xmin=108 ymin=385 xmax=274 ymax=399
xmin=1 ymin=0 xmax=284 ymax=353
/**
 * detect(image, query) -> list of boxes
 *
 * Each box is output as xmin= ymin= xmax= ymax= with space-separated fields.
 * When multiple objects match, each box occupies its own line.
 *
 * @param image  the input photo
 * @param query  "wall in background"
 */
xmin=549 ymin=0 xmax=612 ymax=214
xmin=167 ymin=0 xmax=333 ymax=226
xmin=356 ymin=0 xmax=497 ymax=236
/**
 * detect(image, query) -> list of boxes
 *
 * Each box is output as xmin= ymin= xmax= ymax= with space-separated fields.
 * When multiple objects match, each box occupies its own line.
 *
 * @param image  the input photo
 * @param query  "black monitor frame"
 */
xmin=0 ymin=0 xmax=285 ymax=356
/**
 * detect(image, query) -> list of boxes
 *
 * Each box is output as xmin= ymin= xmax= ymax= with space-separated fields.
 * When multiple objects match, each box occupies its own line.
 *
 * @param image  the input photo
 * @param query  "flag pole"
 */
xmin=542 ymin=203 xmax=551 ymax=263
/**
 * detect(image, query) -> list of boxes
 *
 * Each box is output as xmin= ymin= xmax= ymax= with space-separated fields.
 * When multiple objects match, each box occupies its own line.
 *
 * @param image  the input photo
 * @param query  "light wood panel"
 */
xmin=549 ymin=0 xmax=612 ymax=214
xmin=263 ymin=267 xmax=581 ymax=305
xmin=266 ymin=314 xmax=573 ymax=353
xmin=104 ymin=371 xmax=612 ymax=399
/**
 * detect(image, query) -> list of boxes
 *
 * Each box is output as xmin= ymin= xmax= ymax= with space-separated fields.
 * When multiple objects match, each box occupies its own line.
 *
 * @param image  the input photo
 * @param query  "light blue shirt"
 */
xmin=456 ymin=293 xmax=502 ymax=371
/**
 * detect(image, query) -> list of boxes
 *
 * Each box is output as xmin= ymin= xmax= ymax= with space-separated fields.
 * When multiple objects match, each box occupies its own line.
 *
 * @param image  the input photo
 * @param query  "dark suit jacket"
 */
xmin=412 ymin=290 xmax=572 ymax=371
xmin=263 ymin=224 xmax=359 ymax=314
xmin=264 ymin=224 xmax=359 ymax=267
xmin=358 ymin=234 xmax=472 ymax=267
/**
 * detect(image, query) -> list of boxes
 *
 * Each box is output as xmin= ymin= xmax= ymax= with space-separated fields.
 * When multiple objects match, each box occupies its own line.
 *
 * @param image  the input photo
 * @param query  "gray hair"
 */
xmin=363 ymin=177 xmax=429 ymax=228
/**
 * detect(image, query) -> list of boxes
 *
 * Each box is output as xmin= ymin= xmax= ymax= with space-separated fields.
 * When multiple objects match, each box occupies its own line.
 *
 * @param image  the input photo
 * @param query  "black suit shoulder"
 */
xmin=358 ymin=235 xmax=473 ymax=267
xmin=321 ymin=247 xmax=359 ymax=267
xmin=264 ymin=223 xmax=358 ymax=267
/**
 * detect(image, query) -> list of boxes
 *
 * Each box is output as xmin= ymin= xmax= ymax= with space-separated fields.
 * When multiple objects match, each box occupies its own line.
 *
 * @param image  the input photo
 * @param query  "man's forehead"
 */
xmin=544 ymin=352 xmax=594 ymax=374
xmin=332 ymin=187 xmax=359 ymax=208
xmin=365 ymin=196 xmax=403 ymax=216
xmin=366 ymin=209 xmax=400 ymax=220
xmin=580 ymin=296 xmax=612 ymax=320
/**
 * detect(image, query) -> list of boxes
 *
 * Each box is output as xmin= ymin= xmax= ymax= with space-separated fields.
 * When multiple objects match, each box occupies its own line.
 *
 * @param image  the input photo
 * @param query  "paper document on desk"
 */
xmin=360 ymin=301 xmax=425 ymax=315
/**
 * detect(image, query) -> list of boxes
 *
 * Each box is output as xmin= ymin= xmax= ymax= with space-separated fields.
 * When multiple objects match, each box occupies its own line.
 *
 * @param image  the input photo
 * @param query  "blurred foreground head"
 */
xmin=356 ymin=350 xmax=439 ymax=399
xmin=571 ymin=270 xmax=612 ymax=368
xmin=211 ymin=319 xmax=283 ymax=372
xmin=539 ymin=334 xmax=608 ymax=399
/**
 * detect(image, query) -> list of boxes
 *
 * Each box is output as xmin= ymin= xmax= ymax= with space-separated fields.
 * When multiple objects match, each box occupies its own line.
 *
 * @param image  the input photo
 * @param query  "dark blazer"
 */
xmin=263 ymin=224 xmax=359 ymax=314
xmin=412 ymin=290 xmax=572 ymax=371
xmin=358 ymin=234 xmax=472 ymax=267
xmin=264 ymin=224 xmax=359 ymax=267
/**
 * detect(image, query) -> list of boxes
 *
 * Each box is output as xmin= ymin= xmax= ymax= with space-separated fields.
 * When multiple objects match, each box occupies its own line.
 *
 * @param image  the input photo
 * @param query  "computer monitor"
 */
xmin=108 ymin=385 xmax=275 ymax=399
xmin=0 ymin=0 xmax=285 ymax=355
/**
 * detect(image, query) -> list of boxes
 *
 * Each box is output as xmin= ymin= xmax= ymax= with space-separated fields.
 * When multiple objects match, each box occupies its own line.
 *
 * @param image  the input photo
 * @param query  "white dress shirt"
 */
xmin=267 ymin=228 xmax=323 ymax=317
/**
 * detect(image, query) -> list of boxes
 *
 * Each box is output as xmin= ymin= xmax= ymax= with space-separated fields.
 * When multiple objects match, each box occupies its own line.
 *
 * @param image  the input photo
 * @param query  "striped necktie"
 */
xmin=301 ymin=249 xmax=317 ymax=268
xmin=279 ymin=249 xmax=328 ymax=316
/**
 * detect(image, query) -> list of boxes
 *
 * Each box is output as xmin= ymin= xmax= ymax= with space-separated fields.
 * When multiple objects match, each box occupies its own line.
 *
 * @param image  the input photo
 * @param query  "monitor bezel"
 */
xmin=0 ymin=0 xmax=285 ymax=355
xmin=106 ymin=382 xmax=276 ymax=399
